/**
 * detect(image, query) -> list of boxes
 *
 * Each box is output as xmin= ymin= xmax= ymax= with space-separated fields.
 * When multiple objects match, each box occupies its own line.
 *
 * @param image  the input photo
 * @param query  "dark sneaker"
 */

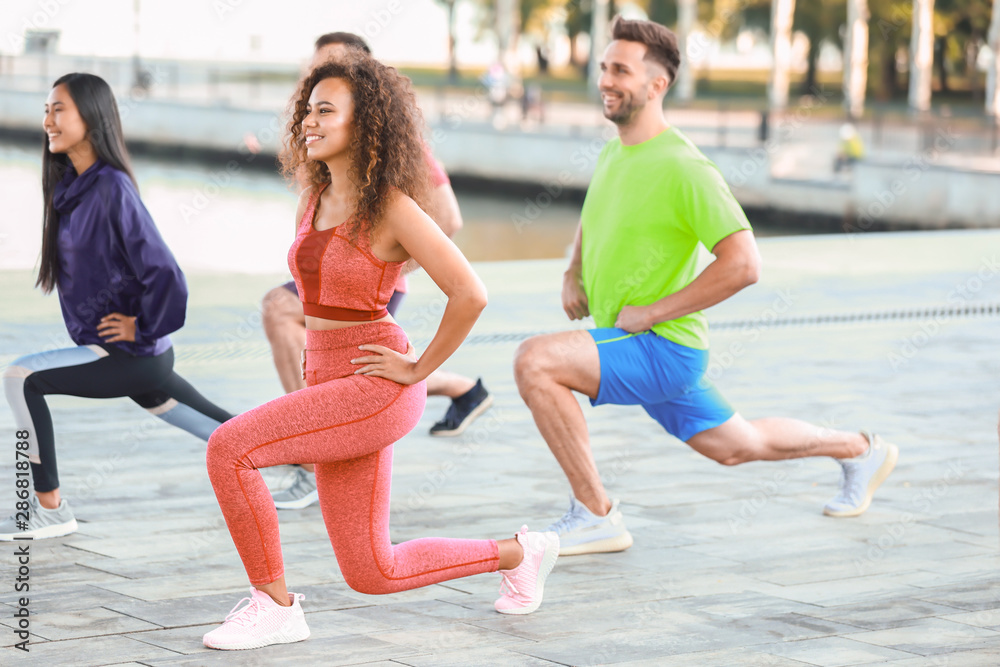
xmin=0 ymin=495 xmax=78 ymax=540
xmin=429 ymin=378 xmax=493 ymax=437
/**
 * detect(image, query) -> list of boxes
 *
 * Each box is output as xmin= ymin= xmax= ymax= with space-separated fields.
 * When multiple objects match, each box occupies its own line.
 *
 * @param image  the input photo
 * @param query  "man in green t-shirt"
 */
xmin=514 ymin=16 xmax=898 ymax=556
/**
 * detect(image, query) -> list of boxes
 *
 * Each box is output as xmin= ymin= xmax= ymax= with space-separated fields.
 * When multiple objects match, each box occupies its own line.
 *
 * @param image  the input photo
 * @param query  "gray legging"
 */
xmin=3 ymin=343 xmax=233 ymax=492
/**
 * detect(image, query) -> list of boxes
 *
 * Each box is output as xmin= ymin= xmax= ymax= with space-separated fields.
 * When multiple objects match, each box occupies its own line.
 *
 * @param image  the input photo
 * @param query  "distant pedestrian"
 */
xmin=834 ymin=123 xmax=864 ymax=172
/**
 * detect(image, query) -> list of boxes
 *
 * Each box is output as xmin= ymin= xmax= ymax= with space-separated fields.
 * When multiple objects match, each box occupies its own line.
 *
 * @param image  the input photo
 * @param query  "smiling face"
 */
xmin=43 ymin=84 xmax=90 ymax=156
xmin=598 ymin=40 xmax=667 ymax=126
xmin=302 ymin=77 xmax=355 ymax=162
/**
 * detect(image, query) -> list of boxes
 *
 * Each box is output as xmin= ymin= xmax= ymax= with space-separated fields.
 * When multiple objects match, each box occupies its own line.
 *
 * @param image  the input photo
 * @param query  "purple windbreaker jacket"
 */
xmin=53 ymin=160 xmax=187 ymax=357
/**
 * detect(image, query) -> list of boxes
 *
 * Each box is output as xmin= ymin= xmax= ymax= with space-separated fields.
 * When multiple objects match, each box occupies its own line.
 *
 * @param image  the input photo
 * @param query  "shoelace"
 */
xmin=441 ymin=389 xmax=485 ymax=427
xmin=290 ymin=469 xmax=314 ymax=492
xmin=499 ymin=571 xmax=524 ymax=600
xmin=223 ymin=597 xmax=262 ymax=628
xmin=440 ymin=403 xmax=462 ymax=428
xmin=834 ymin=462 xmax=865 ymax=504
xmin=547 ymin=503 xmax=591 ymax=533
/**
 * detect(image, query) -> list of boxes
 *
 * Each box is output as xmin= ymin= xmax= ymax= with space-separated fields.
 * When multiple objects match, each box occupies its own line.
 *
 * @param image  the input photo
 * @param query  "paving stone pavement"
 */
xmin=1 ymin=230 xmax=999 ymax=666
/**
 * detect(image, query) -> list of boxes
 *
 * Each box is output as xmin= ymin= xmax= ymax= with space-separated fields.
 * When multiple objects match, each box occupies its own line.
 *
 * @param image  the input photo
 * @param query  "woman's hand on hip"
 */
xmin=97 ymin=313 xmax=136 ymax=342
xmin=352 ymin=342 xmax=422 ymax=384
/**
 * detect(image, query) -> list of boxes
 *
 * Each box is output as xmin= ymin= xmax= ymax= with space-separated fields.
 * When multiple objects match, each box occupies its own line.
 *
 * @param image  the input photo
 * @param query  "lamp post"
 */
xmin=588 ymin=0 xmax=610 ymax=100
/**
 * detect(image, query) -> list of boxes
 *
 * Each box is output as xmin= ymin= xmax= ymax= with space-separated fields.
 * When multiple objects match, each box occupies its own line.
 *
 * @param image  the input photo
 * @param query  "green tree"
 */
xmin=563 ymin=0 xmax=592 ymax=70
xmin=932 ymin=0 xmax=994 ymax=96
xmin=632 ymin=0 xmax=677 ymax=25
xmin=867 ymin=0 xmax=993 ymax=102
xmin=867 ymin=0 xmax=911 ymax=101
xmin=794 ymin=0 xmax=846 ymax=94
xmin=436 ymin=0 xmax=460 ymax=83
xmin=477 ymin=0 xmax=563 ymax=72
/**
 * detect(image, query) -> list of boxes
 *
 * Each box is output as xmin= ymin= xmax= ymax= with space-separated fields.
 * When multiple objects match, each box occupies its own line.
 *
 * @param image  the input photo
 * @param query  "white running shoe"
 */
xmin=545 ymin=496 xmax=633 ymax=556
xmin=824 ymin=432 xmax=899 ymax=518
xmin=271 ymin=466 xmax=319 ymax=510
xmin=0 ymin=495 xmax=77 ymax=541
xmin=203 ymin=588 xmax=310 ymax=650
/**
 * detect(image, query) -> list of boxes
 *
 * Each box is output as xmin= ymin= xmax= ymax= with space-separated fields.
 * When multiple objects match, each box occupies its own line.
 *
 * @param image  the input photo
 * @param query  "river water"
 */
xmin=0 ymin=141 xmax=806 ymax=274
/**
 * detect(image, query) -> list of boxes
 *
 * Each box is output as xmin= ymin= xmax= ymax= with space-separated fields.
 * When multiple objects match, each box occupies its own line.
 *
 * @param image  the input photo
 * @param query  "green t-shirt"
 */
xmin=580 ymin=127 xmax=751 ymax=350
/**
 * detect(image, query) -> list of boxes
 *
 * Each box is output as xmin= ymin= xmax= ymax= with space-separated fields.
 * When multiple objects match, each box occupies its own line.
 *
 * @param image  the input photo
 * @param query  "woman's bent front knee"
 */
xmin=342 ymin=570 xmax=396 ymax=596
xmin=206 ymin=419 xmax=250 ymax=480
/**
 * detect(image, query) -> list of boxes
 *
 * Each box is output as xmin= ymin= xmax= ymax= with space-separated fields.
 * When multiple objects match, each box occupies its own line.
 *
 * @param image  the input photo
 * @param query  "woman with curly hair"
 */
xmin=202 ymin=54 xmax=559 ymax=651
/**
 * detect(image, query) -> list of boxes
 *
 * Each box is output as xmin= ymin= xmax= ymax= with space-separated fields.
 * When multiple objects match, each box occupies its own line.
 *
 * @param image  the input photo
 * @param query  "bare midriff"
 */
xmin=305 ymin=313 xmax=395 ymax=331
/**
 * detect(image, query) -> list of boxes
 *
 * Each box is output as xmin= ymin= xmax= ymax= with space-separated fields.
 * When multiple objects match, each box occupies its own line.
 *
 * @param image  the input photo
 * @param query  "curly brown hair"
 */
xmin=280 ymin=53 xmax=431 ymax=242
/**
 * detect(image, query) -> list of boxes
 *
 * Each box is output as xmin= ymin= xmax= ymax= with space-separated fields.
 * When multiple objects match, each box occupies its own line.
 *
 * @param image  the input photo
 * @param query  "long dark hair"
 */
xmin=37 ymin=73 xmax=137 ymax=293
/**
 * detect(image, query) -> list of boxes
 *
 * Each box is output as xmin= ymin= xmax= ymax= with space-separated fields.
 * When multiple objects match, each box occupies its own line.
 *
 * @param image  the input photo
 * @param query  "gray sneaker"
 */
xmin=545 ymin=496 xmax=633 ymax=556
xmin=271 ymin=467 xmax=319 ymax=510
xmin=824 ymin=432 xmax=899 ymax=518
xmin=0 ymin=495 xmax=78 ymax=540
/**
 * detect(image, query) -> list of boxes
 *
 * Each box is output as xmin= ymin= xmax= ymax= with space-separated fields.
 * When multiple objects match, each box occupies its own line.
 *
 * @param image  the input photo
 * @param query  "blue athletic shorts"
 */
xmin=589 ymin=328 xmax=735 ymax=442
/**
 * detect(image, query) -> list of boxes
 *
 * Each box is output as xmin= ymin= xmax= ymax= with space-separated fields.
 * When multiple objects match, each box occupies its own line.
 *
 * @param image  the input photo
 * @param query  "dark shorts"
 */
xmin=589 ymin=328 xmax=735 ymax=442
xmin=282 ymin=281 xmax=406 ymax=318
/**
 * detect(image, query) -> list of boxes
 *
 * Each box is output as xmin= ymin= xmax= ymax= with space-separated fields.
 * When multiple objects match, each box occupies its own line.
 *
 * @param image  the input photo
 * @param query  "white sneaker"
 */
xmin=0 ymin=495 xmax=77 ymax=541
xmin=545 ymin=496 xmax=633 ymax=556
xmin=271 ymin=467 xmax=319 ymax=510
xmin=494 ymin=526 xmax=559 ymax=615
xmin=203 ymin=588 xmax=310 ymax=650
xmin=824 ymin=432 xmax=899 ymax=518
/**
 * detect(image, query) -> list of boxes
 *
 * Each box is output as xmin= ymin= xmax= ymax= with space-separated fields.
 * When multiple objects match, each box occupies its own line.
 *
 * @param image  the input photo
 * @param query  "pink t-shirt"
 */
xmin=394 ymin=146 xmax=450 ymax=293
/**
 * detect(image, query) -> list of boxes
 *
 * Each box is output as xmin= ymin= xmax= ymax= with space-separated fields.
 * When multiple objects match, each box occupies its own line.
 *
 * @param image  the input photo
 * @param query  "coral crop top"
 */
xmin=287 ymin=183 xmax=406 ymax=321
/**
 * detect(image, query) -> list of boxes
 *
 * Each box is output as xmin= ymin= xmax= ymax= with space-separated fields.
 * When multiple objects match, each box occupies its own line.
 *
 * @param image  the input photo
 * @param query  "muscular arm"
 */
xmin=562 ymin=221 xmax=589 ymax=320
xmin=615 ymin=229 xmax=761 ymax=332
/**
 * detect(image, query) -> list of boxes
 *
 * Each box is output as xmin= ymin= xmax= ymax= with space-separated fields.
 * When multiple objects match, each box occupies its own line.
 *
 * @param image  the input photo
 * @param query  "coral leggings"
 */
xmin=207 ymin=321 xmax=499 ymax=589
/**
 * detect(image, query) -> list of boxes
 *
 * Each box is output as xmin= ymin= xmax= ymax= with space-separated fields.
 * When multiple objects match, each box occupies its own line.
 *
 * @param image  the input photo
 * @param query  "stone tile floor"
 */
xmin=1 ymin=230 xmax=999 ymax=665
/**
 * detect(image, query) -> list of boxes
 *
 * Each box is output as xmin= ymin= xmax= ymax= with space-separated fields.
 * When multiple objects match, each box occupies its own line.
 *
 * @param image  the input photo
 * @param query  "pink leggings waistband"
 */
xmin=304 ymin=321 xmax=407 ymax=382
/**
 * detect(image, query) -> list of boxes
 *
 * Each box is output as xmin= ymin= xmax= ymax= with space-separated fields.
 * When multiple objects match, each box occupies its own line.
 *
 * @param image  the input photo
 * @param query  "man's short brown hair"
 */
xmin=610 ymin=15 xmax=680 ymax=85
xmin=314 ymin=32 xmax=372 ymax=55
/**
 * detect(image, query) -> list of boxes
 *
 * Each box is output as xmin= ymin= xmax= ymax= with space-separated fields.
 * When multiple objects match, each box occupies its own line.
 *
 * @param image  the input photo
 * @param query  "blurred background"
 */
xmin=1 ymin=0 xmax=998 ymax=273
